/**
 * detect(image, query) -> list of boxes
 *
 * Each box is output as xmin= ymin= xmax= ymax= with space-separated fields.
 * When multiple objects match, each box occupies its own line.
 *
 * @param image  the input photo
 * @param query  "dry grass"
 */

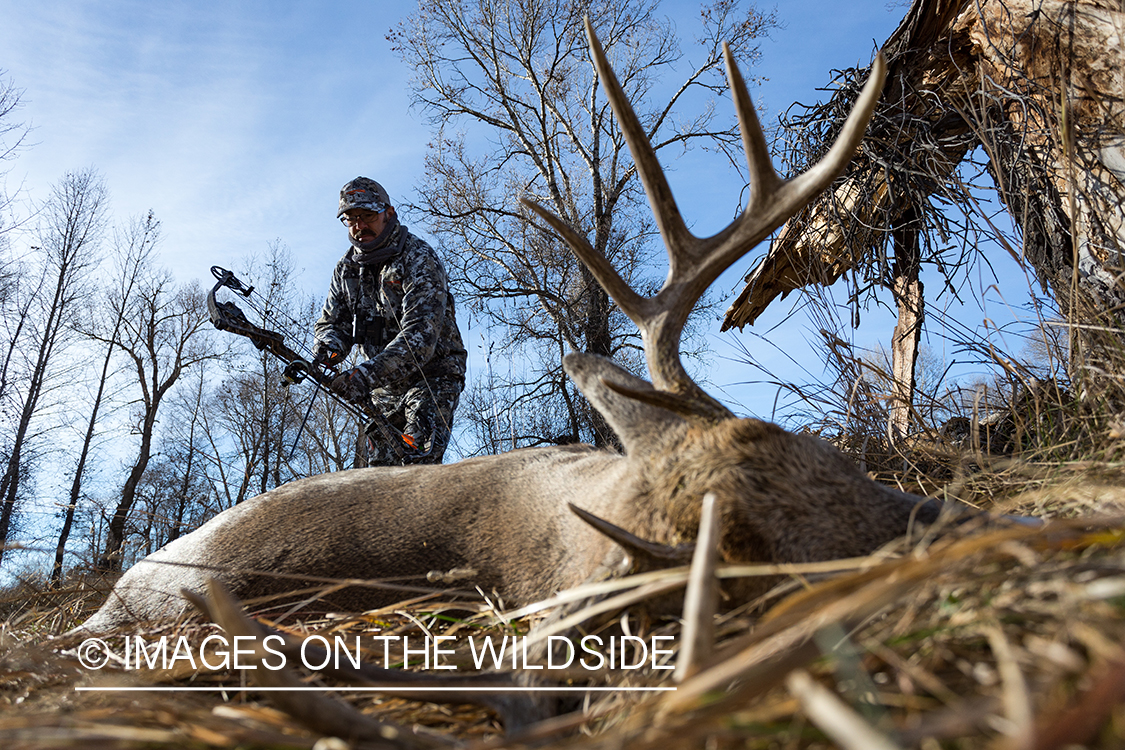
xmin=2 ymin=470 xmax=1125 ymax=749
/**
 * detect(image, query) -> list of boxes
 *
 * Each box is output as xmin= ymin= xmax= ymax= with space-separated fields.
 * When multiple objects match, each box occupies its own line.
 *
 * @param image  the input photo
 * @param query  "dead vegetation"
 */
xmin=1 ymin=468 xmax=1124 ymax=749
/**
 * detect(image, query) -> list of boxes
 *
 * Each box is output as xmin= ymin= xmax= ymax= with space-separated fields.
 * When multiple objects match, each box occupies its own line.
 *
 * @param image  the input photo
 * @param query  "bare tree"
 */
xmin=0 ymin=169 xmax=106 ymax=566
xmin=292 ymin=389 xmax=365 ymax=474
xmin=51 ymin=212 xmax=158 ymax=583
xmin=393 ymin=0 xmax=777 ymax=450
xmin=96 ymin=273 xmax=213 ymax=572
xmin=205 ymin=370 xmax=294 ymax=506
xmin=0 ymin=72 xmax=31 ymax=443
xmin=158 ymin=363 xmax=215 ymax=545
xmin=127 ymin=415 xmax=218 ymax=570
xmin=0 ymin=72 xmax=28 ymax=172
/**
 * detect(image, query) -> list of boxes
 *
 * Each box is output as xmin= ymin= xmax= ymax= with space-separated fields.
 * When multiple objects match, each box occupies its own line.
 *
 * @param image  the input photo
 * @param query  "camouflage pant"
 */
xmin=355 ymin=378 xmax=462 ymax=467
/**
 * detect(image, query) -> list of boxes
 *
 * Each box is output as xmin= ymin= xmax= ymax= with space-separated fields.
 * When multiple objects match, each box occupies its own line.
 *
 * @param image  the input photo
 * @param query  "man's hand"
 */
xmin=331 ymin=366 xmax=370 ymax=403
xmin=312 ymin=344 xmax=344 ymax=369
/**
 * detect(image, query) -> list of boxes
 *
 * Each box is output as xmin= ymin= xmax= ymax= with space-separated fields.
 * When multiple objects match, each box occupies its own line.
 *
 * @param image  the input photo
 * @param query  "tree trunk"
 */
xmin=888 ymin=208 xmax=924 ymax=445
xmin=52 ymin=211 xmax=155 ymax=581
xmin=52 ymin=334 xmax=114 ymax=584
xmin=580 ymin=264 xmax=618 ymax=448
xmin=100 ymin=407 xmax=159 ymax=571
xmin=98 ymin=279 xmax=205 ymax=572
xmin=167 ymin=372 xmax=203 ymax=544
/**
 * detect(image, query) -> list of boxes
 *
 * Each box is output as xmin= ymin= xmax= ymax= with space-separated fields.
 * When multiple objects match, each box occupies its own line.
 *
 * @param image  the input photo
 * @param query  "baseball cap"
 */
xmin=338 ymin=177 xmax=391 ymax=217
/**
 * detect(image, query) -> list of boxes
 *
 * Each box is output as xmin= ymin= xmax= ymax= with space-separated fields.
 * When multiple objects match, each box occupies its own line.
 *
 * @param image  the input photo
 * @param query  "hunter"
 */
xmin=313 ymin=177 xmax=467 ymax=466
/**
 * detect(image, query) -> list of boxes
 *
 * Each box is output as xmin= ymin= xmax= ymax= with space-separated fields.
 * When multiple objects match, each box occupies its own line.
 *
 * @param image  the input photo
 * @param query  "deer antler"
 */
xmin=523 ymin=18 xmax=886 ymax=421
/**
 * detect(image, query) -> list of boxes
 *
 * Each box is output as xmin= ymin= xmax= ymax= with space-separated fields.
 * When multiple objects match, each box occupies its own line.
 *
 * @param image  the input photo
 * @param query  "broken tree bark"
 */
xmin=723 ymin=0 xmax=1125 ymax=393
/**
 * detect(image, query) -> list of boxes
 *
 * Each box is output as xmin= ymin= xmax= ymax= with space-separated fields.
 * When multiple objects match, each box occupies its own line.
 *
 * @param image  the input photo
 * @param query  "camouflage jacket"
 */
xmin=314 ymin=229 xmax=467 ymax=396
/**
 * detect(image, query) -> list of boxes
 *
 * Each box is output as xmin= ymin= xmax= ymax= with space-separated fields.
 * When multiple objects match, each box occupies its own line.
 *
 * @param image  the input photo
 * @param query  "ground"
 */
xmin=2 ymin=465 xmax=1125 ymax=749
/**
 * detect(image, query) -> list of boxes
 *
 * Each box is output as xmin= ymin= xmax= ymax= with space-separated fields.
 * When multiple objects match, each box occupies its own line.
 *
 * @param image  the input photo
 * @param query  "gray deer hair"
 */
xmin=79 ymin=22 xmax=941 ymax=635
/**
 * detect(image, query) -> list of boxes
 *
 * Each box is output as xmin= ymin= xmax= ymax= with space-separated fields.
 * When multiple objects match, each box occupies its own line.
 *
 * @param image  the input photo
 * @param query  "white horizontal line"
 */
xmin=75 ymin=686 xmax=676 ymax=693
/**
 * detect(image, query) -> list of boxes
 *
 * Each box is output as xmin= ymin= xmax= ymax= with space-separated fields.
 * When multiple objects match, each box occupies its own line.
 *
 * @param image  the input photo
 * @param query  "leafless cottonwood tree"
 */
xmin=0 ymin=71 xmax=31 ymax=428
xmin=184 ymin=365 xmax=257 ymax=513
xmin=206 ymin=372 xmax=298 ymax=503
xmin=96 ymin=270 xmax=213 ymax=572
xmin=0 ymin=169 xmax=106 ymax=566
xmin=392 ymin=0 xmax=778 ymax=449
xmin=724 ymin=0 xmax=1125 ymax=437
xmin=0 ymin=73 xmax=31 ymax=488
xmin=51 ymin=212 xmax=159 ymax=583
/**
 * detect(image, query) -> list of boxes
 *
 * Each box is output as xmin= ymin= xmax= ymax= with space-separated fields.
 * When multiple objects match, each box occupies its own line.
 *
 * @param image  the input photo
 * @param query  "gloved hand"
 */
xmin=331 ymin=366 xmax=370 ymax=403
xmin=312 ymin=343 xmax=344 ymax=369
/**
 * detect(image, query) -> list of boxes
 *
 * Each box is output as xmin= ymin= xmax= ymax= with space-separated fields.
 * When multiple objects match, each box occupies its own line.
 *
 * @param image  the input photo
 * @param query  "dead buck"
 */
xmin=79 ymin=24 xmax=942 ymax=634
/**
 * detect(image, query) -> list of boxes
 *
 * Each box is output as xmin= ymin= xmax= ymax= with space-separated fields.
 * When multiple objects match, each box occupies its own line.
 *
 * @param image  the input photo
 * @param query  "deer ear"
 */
xmin=564 ymin=352 xmax=688 ymax=455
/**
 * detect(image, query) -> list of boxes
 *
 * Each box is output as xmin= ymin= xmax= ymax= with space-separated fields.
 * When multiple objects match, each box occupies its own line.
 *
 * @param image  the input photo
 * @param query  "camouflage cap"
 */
xmin=338 ymin=177 xmax=391 ymax=217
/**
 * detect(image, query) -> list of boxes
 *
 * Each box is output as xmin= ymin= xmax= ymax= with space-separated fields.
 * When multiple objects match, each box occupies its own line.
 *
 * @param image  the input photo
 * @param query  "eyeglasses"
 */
xmin=340 ymin=209 xmax=385 ymax=227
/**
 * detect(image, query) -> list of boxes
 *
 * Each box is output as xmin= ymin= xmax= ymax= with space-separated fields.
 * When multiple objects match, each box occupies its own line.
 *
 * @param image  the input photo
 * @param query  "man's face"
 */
xmin=342 ymin=208 xmax=390 ymax=243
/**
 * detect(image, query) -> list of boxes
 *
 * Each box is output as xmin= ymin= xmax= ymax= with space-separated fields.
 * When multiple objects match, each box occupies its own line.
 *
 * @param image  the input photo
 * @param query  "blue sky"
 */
xmin=2 ymin=0 xmax=1024 ymax=427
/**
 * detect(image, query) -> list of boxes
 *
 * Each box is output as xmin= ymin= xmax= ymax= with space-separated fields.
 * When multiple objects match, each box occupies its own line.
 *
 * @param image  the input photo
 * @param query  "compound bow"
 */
xmin=207 ymin=265 xmax=424 ymax=463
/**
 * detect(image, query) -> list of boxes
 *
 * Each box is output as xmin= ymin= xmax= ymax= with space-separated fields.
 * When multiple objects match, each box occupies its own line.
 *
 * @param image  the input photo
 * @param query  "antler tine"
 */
xmin=725 ymin=42 xmax=782 ymax=213
xmin=582 ymin=17 xmax=695 ymax=271
xmin=637 ymin=48 xmax=885 ymax=407
xmin=778 ymin=50 xmax=885 ymax=217
xmin=521 ymin=15 xmax=690 ymax=330
xmin=520 ymin=198 xmax=647 ymax=323
xmin=695 ymin=49 xmax=887 ymax=294
xmin=523 ymin=18 xmax=739 ymax=415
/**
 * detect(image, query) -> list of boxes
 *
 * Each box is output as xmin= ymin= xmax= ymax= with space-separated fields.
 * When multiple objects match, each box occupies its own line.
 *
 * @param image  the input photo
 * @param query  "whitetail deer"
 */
xmin=79 ymin=24 xmax=944 ymax=634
